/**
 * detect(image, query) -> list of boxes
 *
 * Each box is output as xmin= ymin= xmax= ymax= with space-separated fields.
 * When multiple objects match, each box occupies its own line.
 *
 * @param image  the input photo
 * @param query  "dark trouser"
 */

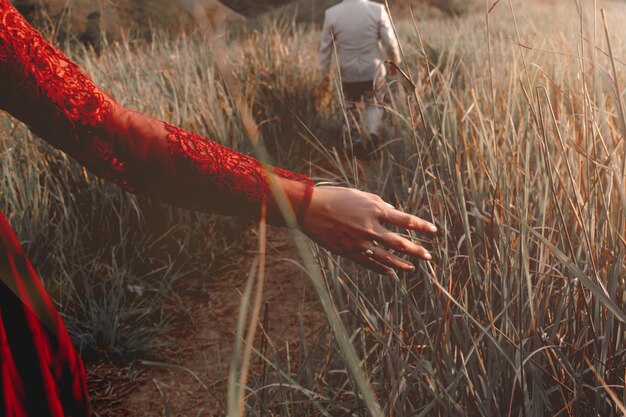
xmin=342 ymin=78 xmax=388 ymax=147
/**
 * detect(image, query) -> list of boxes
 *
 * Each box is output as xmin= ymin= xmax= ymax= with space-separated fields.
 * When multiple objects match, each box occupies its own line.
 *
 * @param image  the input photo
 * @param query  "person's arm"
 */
xmin=0 ymin=0 xmax=311 ymax=225
xmin=379 ymin=7 xmax=401 ymax=70
xmin=0 ymin=0 xmax=436 ymax=274
xmin=319 ymin=10 xmax=334 ymax=77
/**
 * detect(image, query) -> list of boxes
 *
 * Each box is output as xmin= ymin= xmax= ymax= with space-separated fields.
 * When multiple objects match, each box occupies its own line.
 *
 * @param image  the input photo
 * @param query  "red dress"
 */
xmin=0 ymin=1 xmax=312 ymax=415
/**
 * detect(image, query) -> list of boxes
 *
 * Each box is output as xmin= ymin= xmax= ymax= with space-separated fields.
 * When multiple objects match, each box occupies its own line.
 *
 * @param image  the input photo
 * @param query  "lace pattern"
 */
xmin=0 ymin=0 xmax=110 ymax=126
xmin=0 ymin=0 xmax=127 ymax=187
xmin=0 ymin=0 xmax=312 ymax=208
xmin=165 ymin=122 xmax=311 ymax=202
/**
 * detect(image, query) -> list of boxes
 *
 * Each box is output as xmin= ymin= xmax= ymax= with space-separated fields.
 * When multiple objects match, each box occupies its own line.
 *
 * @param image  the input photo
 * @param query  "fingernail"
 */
xmin=407 ymin=264 xmax=415 ymax=272
xmin=386 ymin=269 xmax=395 ymax=277
xmin=429 ymin=224 xmax=438 ymax=233
xmin=424 ymin=252 xmax=432 ymax=260
xmin=386 ymin=203 xmax=395 ymax=209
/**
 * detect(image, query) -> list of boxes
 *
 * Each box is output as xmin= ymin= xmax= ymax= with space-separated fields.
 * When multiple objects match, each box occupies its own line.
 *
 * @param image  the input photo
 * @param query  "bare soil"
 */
xmin=87 ymin=226 xmax=324 ymax=417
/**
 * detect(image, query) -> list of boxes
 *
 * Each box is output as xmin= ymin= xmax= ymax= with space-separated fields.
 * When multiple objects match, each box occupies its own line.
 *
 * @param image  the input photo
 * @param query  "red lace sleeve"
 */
xmin=0 ymin=0 xmax=313 ymax=222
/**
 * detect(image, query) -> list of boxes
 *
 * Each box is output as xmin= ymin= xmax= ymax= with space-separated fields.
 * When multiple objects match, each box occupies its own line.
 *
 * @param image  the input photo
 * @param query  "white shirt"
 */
xmin=319 ymin=0 xmax=401 ymax=83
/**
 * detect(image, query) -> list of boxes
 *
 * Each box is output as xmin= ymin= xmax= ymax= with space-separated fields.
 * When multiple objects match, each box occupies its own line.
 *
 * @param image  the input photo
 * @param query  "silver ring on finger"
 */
xmin=364 ymin=240 xmax=379 ymax=257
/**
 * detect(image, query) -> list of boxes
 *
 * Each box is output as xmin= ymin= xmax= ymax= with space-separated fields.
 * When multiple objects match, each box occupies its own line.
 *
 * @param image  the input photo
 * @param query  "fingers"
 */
xmin=351 ymin=252 xmax=393 ymax=276
xmin=381 ymin=207 xmax=437 ymax=234
xmin=304 ymin=186 xmax=437 ymax=275
xmin=360 ymin=240 xmax=415 ymax=271
xmin=341 ymin=238 xmax=427 ymax=276
xmin=373 ymin=225 xmax=433 ymax=261
xmin=366 ymin=200 xmax=436 ymax=262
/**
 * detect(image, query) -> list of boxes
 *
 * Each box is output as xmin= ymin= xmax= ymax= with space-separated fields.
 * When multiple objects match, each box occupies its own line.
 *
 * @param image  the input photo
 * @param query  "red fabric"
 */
xmin=164 ymin=122 xmax=313 ymax=202
xmin=0 ymin=212 xmax=89 ymax=417
xmin=297 ymin=180 xmax=314 ymax=226
xmin=0 ymin=0 xmax=312 ymax=210
xmin=0 ymin=0 xmax=314 ymax=415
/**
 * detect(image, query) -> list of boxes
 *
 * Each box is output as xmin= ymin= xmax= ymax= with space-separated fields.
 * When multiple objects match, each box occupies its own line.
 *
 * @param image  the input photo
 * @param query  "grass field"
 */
xmin=1 ymin=0 xmax=625 ymax=415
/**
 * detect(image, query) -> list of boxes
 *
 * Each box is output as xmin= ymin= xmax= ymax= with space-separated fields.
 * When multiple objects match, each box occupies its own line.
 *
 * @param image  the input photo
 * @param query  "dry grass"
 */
xmin=1 ymin=0 xmax=625 ymax=415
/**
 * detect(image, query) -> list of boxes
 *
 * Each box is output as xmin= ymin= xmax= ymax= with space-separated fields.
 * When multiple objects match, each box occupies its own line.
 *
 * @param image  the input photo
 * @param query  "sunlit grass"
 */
xmin=0 ymin=0 xmax=624 ymax=415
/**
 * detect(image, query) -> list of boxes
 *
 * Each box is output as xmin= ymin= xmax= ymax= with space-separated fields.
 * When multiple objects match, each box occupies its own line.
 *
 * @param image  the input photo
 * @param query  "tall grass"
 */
xmin=229 ymin=2 xmax=625 ymax=416
xmin=1 ymin=0 xmax=624 ymax=415
xmin=0 ymin=31 xmax=249 ymax=358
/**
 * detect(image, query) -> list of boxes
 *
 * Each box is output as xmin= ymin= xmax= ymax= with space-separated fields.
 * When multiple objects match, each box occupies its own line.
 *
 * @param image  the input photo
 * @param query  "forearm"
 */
xmin=0 ymin=0 xmax=313 ymax=225
xmin=1 ymin=81 xmax=312 ymax=224
xmin=386 ymin=43 xmax=401 ymax=66
xmin=319 ymin=47 xmax=332 ymax=76
xmin=110 ymin=105 xmax=313 ymax=223
xmin=380 ymin=11 xmax=401 ymax=65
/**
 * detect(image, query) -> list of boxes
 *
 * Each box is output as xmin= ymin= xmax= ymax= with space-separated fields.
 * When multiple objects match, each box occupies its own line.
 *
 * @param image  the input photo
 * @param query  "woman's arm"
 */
xmin=0 ymin=0 xmax=311 ymax=224
xmin=0 ymin=0 xmax=436 ymax=274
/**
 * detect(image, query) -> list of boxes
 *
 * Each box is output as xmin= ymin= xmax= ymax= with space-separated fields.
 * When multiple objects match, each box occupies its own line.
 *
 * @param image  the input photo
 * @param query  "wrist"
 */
xmin=297 ymin=180 xmax=314 ymax=228
xmin=265 ymin=175 xmax=314 ymax=227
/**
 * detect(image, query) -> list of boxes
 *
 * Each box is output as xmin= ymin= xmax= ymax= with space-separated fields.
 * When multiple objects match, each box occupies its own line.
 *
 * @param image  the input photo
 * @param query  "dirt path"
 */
xmin=88 ymin=226 xmax=324 ymax=417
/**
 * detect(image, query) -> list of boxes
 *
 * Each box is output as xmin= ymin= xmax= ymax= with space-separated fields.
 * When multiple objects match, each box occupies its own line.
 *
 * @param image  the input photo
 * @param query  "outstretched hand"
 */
xmin=300 ymin=186 xmax=437 ymax=275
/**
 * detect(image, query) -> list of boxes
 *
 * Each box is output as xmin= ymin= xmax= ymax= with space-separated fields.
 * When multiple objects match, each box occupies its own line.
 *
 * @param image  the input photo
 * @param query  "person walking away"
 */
xmin=0 ymin=1 xmax=436 ymax=414
xmin=319 ymin=0 xmax=401 ymax=158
